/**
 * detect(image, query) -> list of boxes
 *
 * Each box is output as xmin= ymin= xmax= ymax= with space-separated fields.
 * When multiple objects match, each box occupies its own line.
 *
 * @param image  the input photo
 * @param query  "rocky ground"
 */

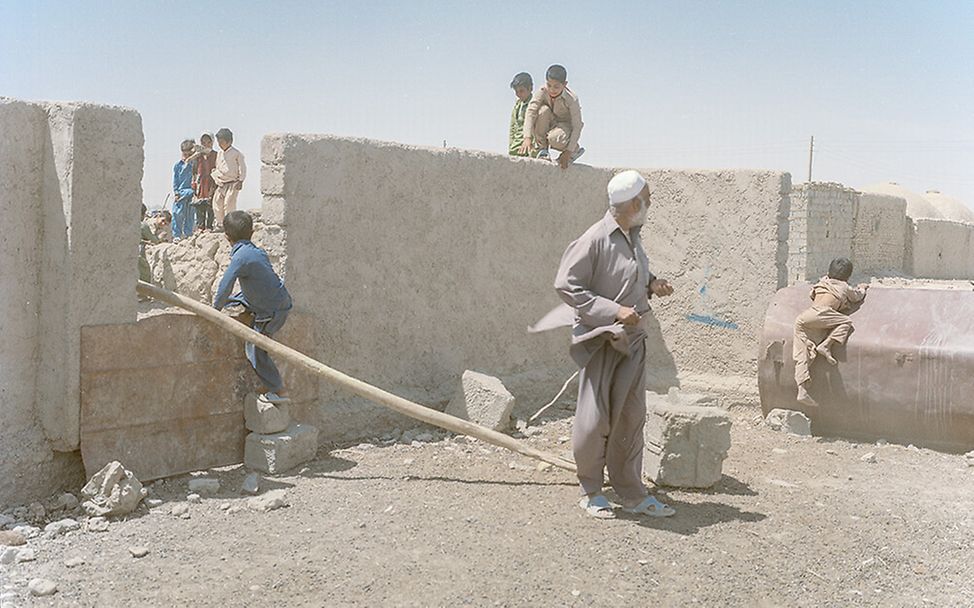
xmin=1 ymin=407 xmax=972 ymax=608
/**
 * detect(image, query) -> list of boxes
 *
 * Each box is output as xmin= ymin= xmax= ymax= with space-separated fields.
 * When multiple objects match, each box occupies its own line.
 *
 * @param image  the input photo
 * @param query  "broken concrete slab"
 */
xmin=244 ymin=424 xmax=319 ymax=475
xmin=244 ymin=393 xmax=291 ymax=434
xmin=80 ymin=461 xmax=146 ymax=517
xmin=248 ymin=489 xmax=288 ymax=512
xmin=444 ymin=371 xmax=515 ymax=432
xmin=765 ymin=408 xmax=812 ymax=437
xmin=644 ymin=391 xmax=732 ymax=488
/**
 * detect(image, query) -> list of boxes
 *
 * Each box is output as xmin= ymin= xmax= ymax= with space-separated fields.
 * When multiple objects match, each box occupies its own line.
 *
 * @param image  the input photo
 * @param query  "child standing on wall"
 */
xmin=213 ymin=210 xmax=293 ymax=404
xmin=211 ymin=128 xmax=246 ymax=230
xmin=793 ymin=257 xmax=868 ymax=406
xmin=518 ymin=64 xmax=585 ymax=169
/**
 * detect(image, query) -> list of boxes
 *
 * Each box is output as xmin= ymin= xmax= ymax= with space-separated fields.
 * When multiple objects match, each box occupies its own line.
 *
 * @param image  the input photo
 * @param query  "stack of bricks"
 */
xmin=243 ymin=393 xmax=319 ymax=474
xmin=786 ymin=182 xmax=858 ymax=284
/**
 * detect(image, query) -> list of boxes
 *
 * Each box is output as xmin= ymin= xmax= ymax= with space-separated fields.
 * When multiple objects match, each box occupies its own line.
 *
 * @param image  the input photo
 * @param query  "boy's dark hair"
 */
xmin=828 ymin=257 xmax=854 ymax=281
xmin=546 ymin=64 xmax=568 ymax=83
xmin=215 ymin=128 xmax=233 ymax=143
xmin=510 ymin=72 xmax=533 ymax=90
xmin=224 ymin=210 xmax=253 ymax=241
xmin=180 ymin=139 xmax=195 ymax=152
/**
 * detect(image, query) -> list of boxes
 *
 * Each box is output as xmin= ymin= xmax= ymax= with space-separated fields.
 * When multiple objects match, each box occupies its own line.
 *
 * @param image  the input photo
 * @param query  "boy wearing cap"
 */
xmin=553 ymin=170 xmax=675 ymax=519
xmin=519 ymin=64 xmax=585 ymax=168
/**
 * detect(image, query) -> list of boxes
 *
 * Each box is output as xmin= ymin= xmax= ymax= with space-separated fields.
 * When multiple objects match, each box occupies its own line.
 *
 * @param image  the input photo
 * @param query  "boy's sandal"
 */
xmin=622 ymin=496 xmax=675 ymax=518
xmin=578 ymin=495 xmax=615 ymax=519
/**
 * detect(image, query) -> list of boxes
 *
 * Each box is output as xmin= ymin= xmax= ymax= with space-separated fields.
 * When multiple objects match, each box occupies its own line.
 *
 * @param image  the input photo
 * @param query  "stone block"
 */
xmin=244 ymin=393 xmax=291 ymax=434
xmin=765 ymin=408 xmax=811 ymax=436
xmin=244 ymin=424 xmax=319 ymax=474
xmin=644 ymin=391 xmax=732 ymax=488
xmin=444 ymin=370 xmax=515 ymax=431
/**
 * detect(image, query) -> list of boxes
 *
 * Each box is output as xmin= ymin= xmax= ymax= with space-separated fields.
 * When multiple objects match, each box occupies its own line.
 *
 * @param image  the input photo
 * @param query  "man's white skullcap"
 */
xmin=607 ymin=170 xmax=646 ymax=205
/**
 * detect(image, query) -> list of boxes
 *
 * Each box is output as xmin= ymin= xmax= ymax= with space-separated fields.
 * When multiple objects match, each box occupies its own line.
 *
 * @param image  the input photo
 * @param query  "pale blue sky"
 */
xmin=2 ymin=1 xmax=972 ymax=209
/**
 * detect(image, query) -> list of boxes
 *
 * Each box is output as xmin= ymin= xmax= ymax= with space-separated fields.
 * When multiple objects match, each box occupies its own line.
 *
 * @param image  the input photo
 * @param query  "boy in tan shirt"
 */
xmin=794 ymin=257 xmax=868 ymax=406
xmin=519 ymin=64 xmax=585 ymax=169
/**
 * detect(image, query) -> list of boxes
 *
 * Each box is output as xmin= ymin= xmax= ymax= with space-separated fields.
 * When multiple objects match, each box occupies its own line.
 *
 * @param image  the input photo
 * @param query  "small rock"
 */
xmin=357 ymin=522 xmax=366 ymax=529
xmin=861 ymin=452 xmax=877 ymax=464
xmin=12 ymin=525 xmax=40 ymax=539
xmin=28 ymin=502 xmax=46 ymax=520
xmin=28 ymin=578 xmax=58 ymax=597
xmin=825 ymin=449 xmax=837 ymax=455
xmin=16 ymin=547 xmax=36 ymax=562
xmin=637 ymin=559 xmax=648 ymax=565
xmin=180 ymin=512 xmax=191 ymax=519
xmin=64 ymin=556 xmax=86 ymax=568
xmin=571 ymin=590 xmax=581 ymax=597
xmin=558 ymin=436 xmax=570 ymax=444
xmin=219 ymin=503 xmax=231 ymax=511
xmin=0 ymin=530 xmax=27 ymax=546
xmin=765 ymin=408 xmax=811 ymax=436
xmin=0 ymin=513 xmax=14 ymax=528
xmin=241 ymin=473 xmax=261 ymax=495
xmin=965 ymin=450 xmax=974 ymax=466
xmin=187 ymin=493 xmax=202 ymax=504
xmin=171 ymin=504 xmax=190 ymax=517
xmin=188 ymin=478 xmax=221 ymax=495
xmin=146 ymin=498 xmax=164 ymax=508
xmin=403 ymin=458 xmax=414 ymax=465
xmin=876 ymin=439 xmax=889 ymax=446
xmin=415 ymin=432 xmax=435 ymax=443
xmin=129 ymin=546 xmax=149 ymax=558
xmin=228 ymin=506 xmax=242 ymax=514
xmin=248 ymin=489 xmax=288 ymax=513
xmin=87 ymin=517 xmax=110 ymax=532
xmin=44 ymin=518 xmax=81 ymax=536
xmin=57 ymin=493 xmax=79 ymax=510
xmin=383 ymin=505 xmax=394 ymax=514
xmin=0 ymin=547 xmax=19 ymax=565
xmin=536 ymin=462 xmax=552 ymax=472
xmin=249 ymin=585 xmax=262 ymax=592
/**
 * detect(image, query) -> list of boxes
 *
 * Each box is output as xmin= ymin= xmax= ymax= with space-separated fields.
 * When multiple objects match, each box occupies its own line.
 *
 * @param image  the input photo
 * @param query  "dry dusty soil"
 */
xmin=2 ymin=407 xmax=973 ymax=607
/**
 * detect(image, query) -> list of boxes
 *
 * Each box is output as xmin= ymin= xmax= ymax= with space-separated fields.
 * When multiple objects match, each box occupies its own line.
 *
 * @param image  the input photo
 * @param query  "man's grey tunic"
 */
xmin=554 ymin=210 xmax=656 ymax=501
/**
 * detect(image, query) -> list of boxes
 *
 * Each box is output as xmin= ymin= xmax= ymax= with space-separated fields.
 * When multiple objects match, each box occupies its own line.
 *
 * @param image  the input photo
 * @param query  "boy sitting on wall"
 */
xmin=793 ymin=257 xmax=868 ymax=406
xmin=518 ymin=64 xmax=585 ymax=169
xmin=213 ymin=210 xmax=293 ymax=404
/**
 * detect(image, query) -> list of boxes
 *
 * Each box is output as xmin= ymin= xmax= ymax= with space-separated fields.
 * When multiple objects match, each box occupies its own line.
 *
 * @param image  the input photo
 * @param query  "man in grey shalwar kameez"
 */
xmin=554 ymin=170 xmax=676 ymax=519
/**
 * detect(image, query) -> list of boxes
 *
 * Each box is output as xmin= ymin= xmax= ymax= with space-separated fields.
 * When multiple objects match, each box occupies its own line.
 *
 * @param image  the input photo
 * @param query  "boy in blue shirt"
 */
xmin=213 ymin=211 xmax=293 ymax=403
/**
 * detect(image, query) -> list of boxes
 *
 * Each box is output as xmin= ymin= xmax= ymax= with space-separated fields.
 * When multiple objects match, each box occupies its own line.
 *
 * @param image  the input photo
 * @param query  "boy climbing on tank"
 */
xmin=793 ymin=257 xmax=868 ymax=406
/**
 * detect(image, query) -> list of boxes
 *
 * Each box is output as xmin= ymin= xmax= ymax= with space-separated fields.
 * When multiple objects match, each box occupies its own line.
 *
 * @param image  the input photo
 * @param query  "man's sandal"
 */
xmin=622 ymin=496 xmax=676 ymax=518
xmin=578 ymin=495 xmax=615 ymax=519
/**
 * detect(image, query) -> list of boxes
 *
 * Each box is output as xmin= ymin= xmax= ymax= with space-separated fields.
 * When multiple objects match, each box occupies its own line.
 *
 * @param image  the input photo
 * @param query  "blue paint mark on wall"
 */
xmin=686 ymin=313 xmax=739 ymax=330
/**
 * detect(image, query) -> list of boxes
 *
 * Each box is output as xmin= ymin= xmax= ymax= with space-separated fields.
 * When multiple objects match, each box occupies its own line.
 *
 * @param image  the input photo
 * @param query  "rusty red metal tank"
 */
xmin=758 ymin=284 xmax=974 ymax=451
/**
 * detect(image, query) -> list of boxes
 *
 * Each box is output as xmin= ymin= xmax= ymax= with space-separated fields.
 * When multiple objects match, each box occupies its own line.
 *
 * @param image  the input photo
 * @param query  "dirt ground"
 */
xmin=2 ymin=406 xmax=973 ymax=608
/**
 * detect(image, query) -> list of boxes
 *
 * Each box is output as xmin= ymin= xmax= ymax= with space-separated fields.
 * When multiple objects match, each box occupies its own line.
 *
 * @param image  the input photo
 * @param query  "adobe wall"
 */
xmin=636 ymin=169 xmax=792 ymax=398
xmin=262 ymin=134 xmax=792 ymax=441
xmin=0 ymin=98 xmax=141 ymax=506
xmin=853 ymin=193 xmax=908 ymax=276
xmin=910 ymin=219 xmax=974 ymax=279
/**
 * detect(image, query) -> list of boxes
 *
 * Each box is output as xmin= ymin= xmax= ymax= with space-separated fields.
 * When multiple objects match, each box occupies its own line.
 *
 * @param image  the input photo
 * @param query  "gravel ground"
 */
xmin=1 ymin=407 xmax=973 ymax=607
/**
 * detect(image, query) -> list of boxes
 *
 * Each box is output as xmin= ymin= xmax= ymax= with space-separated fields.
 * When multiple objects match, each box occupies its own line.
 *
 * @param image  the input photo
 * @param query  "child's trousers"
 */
xmin=229 ymin=294 xmax=290 ymax=393
xmin=793 ymin=305 xmax=853 ymax=386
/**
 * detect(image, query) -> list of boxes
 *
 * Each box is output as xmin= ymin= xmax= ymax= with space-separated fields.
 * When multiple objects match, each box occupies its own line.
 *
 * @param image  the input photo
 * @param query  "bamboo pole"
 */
xmin=136 ymin=281 xmax=577 ymax=473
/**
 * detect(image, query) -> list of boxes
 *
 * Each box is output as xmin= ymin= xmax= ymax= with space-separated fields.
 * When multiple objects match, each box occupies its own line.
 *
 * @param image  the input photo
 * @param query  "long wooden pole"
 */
xmin=136 ymin=281 xmax=577 ymax=472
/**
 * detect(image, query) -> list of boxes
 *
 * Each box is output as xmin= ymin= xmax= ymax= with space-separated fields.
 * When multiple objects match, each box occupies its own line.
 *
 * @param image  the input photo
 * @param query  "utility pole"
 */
xmin=807 ymin=135 xmax=814 ymax=183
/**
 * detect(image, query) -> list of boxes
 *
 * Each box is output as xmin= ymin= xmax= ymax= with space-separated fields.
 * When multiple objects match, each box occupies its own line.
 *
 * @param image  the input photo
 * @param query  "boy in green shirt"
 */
xmin=508 ymin=72 xmax=536 ymax=157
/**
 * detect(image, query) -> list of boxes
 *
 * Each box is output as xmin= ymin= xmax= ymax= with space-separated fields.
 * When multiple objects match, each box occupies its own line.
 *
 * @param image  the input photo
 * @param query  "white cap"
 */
xmin=607 ymin=170 xmax=646 ymax=205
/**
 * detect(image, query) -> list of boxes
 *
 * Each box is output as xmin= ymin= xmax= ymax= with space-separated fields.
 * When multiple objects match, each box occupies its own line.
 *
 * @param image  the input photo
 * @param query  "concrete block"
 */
xmin=765 ymin=408 xmax=811 ymax=436
xmin=644 ymin=391 xmax=732 ymax=488
xmin=445 ymin=370 xmax=515 ymax=431
xmin=245 ymin=424 xmax=319 ymax=474
xmin=244 ymin=393 xmax=291 ymax=434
